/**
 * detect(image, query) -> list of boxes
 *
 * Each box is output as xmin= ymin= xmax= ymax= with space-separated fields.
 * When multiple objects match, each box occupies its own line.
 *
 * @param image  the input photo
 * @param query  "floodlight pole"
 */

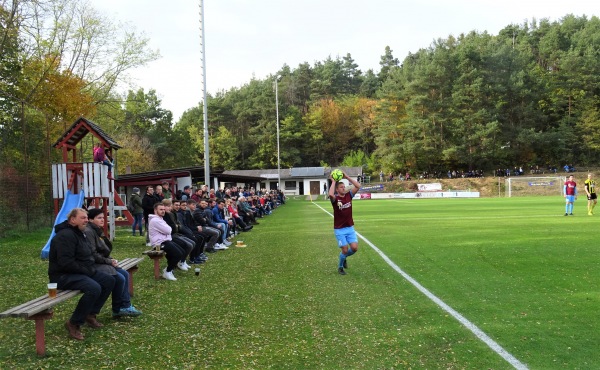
xmin=199 ymin=0 xmax=210 ymax=185
xmin=275 ymin=75 xmax=281 ymax=191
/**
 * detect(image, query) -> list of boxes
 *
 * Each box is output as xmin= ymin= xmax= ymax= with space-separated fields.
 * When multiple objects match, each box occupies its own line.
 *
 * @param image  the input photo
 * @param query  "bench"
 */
xmin=117 ymin=257 xmax=145 ymax=296
xmin=142 ymin=249 xmax=166 ymax=279
xmin=0 ymin=257 xmax=145 ymax=356
xmin=0 ymin=290 xmax=81 ymax=356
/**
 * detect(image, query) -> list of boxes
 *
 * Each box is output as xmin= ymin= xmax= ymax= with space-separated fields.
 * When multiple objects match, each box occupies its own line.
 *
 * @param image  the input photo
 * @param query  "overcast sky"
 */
xmin=90 ymin=0 xmax=599 ymax=121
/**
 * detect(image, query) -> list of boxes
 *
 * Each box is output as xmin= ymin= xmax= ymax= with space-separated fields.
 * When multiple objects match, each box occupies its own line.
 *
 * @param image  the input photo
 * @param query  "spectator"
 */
xmin=155 ymin=185 xmax=165 ymax=201
xmin=173 ymin=200 xmax=207 ymax=264
xmin=181 ymin=185 xmax=192 ymax=201
xmin=48 ymin=208 xmax=115 ymax=340
xmin=212 ymin=199 xmax=234 ymax=239
xmin=187 ymin=199 xmax=221 ymax=253
xmin=85 ymin=208 xmax=142 ymax=318
xmin=142 ymin=186 xmax=159 ymax=247
xmin=199 ymin=200 xmax=230 ymax=249
xmin=237 ymin=196 xmax=258 ymax=225
xmin=130 ymin=187 xmax=143 ymax=236
xmin=161 ymin=181 xmax=173 ymax=199
xmin=148 ymin=203 xmax=186 ymax=281
xmin=226 ymin=198 xmax=252 ymax=232
xmin=162 ymin=199 xmax=193 ymax=271
xmin=191 ymin=188 xmax=204 ymax=202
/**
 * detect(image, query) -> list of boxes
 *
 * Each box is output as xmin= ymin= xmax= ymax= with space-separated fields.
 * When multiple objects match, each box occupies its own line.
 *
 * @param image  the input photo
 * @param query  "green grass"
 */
xmin=1 ymin=197 xmax=599 ymax=369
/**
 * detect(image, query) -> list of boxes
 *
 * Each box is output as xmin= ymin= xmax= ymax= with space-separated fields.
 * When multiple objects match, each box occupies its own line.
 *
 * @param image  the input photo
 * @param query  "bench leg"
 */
xmin=151 ymin=256 xmax=163 ymax=279
xmin=28 ymin=311 xmax=53 ymax=357
xmin=127 ymin=266 xmax=139 ymax=296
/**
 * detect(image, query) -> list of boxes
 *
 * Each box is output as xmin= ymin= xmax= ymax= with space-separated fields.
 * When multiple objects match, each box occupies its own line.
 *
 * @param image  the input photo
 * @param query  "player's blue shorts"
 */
xmin=334 ymin=226 xmax=358 ymax=247
xmin=566 ymin=195 xmax=575 ymax=203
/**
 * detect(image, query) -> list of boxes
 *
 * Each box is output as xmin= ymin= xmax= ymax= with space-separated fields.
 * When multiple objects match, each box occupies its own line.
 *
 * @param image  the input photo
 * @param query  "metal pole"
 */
xmin=200 ymin=0 xmax=210 ymax=185
xmin=275 ymin=76 xmax=281 ymax=191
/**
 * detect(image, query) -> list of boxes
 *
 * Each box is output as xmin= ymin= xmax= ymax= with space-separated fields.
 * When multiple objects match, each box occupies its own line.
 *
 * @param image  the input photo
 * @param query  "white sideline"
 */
xmin=313 ymin=202 xmax=528 ymax=370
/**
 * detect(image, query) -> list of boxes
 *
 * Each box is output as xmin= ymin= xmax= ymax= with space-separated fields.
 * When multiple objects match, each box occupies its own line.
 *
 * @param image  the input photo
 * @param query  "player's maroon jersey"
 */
xmin=565 ymin=180 xmax=577 ymax=195
xmin=331 ymin=191 xmax=354 ymax=229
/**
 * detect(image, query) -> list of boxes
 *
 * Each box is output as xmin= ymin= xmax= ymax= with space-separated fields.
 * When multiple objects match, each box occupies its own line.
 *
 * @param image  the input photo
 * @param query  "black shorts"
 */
xmin=588 ymin=193 xmax=597 ymax=200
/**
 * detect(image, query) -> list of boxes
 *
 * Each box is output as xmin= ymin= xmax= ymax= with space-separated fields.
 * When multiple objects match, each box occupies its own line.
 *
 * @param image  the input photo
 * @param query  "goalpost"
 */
xmin=505 ymin=176 xmax=565 ymax=197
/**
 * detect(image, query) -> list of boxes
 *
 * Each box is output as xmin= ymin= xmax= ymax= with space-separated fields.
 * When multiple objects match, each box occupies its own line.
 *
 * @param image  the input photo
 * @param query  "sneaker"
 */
xmin=205 ymin=247 xmax=216 ymax=253
xmin=146 ymin=242 xmax=152 ymax=247
xmin=65 ymin=320 xmax=84 ymax=340
xmin=223 ymin=240 xmax=232 ymax=246
xmin=114 ymin=305 xmax=142 ymax=317
xmin=214 ymin=244 xmax=227 ymax=250
xmin=564 ymin=213 xmax=568 ymax=216
xmin=570 ymin=213 xmax=573 ymax=215
xmin=338 ymin=267 xmax=346 ymax=275
xmin=177 ymin=261 xmax=189 ymax=271
xmin=162 ymin=268 xmax=177 ymax=281
xmin=182 ymin=261 xmax=191 ymax=269
xmin=343 ymin=259 xmax=348 ymax=269
xmin=193 ymin=257 xmax=206 ymax=264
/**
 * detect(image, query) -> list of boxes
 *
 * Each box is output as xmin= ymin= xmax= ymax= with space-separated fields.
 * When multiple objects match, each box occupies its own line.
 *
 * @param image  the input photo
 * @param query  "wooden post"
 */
xmin=28 ymin=311 xmax=54 ymax=357
xmin=127 ymin=265 xmax=138 ymax=296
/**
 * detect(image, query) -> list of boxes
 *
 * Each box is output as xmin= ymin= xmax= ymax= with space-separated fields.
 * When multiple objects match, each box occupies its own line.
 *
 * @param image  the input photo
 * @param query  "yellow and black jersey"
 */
xmin=585 ymin=179 xmax=596 ymax=194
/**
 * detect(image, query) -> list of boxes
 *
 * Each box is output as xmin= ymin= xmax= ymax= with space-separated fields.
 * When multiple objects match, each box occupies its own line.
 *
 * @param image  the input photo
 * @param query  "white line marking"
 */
xmin=313 ymin=202 xmax=528 ymax=370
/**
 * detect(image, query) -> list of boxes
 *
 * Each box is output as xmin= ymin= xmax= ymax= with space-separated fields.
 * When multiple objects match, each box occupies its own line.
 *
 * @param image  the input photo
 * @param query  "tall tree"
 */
xmin=378 ymin=46 xmax=399 ymax=83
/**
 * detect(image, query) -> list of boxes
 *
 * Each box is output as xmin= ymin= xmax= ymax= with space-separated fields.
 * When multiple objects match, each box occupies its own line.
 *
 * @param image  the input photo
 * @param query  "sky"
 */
xmin=90 ymin=0 xmax=599 ymax=121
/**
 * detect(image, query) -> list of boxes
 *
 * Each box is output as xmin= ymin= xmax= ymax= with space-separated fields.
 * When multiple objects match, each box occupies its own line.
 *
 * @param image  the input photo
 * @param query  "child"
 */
xmin=93 ymin=142 xmax=114 ymax=180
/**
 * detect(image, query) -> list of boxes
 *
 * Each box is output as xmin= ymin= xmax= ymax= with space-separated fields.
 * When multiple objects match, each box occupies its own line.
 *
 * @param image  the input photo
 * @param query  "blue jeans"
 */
xmin=102 ymin=159 xmax=112 ymax=171
xmin=113 ymin=268 xmax=131 ymax=312
xmin=132 ymin=213 xmax=143 ymax=235
xmin=216 ymin=222 xmax=228 ymax=242
xmin=57 ymin=271 xmax=115 ymax=325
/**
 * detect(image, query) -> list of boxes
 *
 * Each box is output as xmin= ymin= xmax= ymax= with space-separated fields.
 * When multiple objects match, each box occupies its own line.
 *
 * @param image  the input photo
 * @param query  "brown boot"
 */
xmin=65 ymin=320 xmax=84 ymax=340
xmin=85 ymin=314 xmax=104 ymax=328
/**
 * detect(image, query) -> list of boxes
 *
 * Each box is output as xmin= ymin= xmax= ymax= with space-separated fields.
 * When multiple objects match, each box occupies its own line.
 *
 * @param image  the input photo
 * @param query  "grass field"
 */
xmin=1 ymin=196 xmax=599 ymax=369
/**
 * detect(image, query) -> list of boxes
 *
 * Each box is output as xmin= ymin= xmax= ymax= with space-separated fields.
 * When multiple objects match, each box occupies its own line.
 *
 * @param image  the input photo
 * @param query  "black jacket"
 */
xmin=142 ymin=193 xmax=160 ymax=220
xmin=200 ymin=206 xmax=219 ymax=228
xmin=164 ymin=212 xmax=179 ymax=235
xmin=48 ymin=220 xmax=96 ymax=281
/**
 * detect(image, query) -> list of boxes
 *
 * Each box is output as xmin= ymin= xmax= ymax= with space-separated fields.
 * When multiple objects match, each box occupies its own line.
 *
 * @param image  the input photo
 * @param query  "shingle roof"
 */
xmin=53 ymin=116 xmax=121 ymax=149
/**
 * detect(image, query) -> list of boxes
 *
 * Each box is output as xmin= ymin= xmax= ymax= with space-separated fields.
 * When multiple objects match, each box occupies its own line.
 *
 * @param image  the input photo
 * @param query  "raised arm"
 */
xmin=345 ymin=172 xmax=361 ymax=194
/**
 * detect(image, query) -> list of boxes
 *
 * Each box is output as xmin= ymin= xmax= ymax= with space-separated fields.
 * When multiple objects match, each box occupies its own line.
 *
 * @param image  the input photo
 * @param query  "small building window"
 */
xmin=284 ymin=181 xmax=296 ymax=190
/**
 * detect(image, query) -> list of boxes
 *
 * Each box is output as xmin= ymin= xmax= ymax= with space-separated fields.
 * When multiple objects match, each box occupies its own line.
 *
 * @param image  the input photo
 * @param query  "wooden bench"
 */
xmin=0 ymin=290 xmax=81 ymax=356
xmin=117 ymin=257 xmax=145 ymax=296
xmin=0 ymin=257 xmax=144 ymax=356
xmin=142 ymin=249 xmax=166 ymax=279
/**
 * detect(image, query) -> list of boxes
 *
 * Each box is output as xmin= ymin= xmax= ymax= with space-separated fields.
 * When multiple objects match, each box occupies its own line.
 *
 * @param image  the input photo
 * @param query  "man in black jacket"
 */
xmin=48 ymin=208 xmax=115 ymax=340
xmin=186 ymin=199 xmax=220 ymax=253
xmin=142 ymin=186 xmax=160 ymax=246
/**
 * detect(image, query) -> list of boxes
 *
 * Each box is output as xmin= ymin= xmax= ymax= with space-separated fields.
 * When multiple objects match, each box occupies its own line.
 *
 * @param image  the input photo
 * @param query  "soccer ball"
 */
xmin=331 ymin=169 xmax=344 ymax=182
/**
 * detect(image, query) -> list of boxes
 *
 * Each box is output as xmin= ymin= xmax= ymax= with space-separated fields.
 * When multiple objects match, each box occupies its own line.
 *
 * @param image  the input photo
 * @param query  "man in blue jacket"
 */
xmin=212 ymin=199 xmax=233 ymax=242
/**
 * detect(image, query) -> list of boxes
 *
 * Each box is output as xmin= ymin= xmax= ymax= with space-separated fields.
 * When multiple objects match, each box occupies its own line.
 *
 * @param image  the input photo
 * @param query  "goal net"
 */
xmin=505 ymin=176 xmax=565 ymax=197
